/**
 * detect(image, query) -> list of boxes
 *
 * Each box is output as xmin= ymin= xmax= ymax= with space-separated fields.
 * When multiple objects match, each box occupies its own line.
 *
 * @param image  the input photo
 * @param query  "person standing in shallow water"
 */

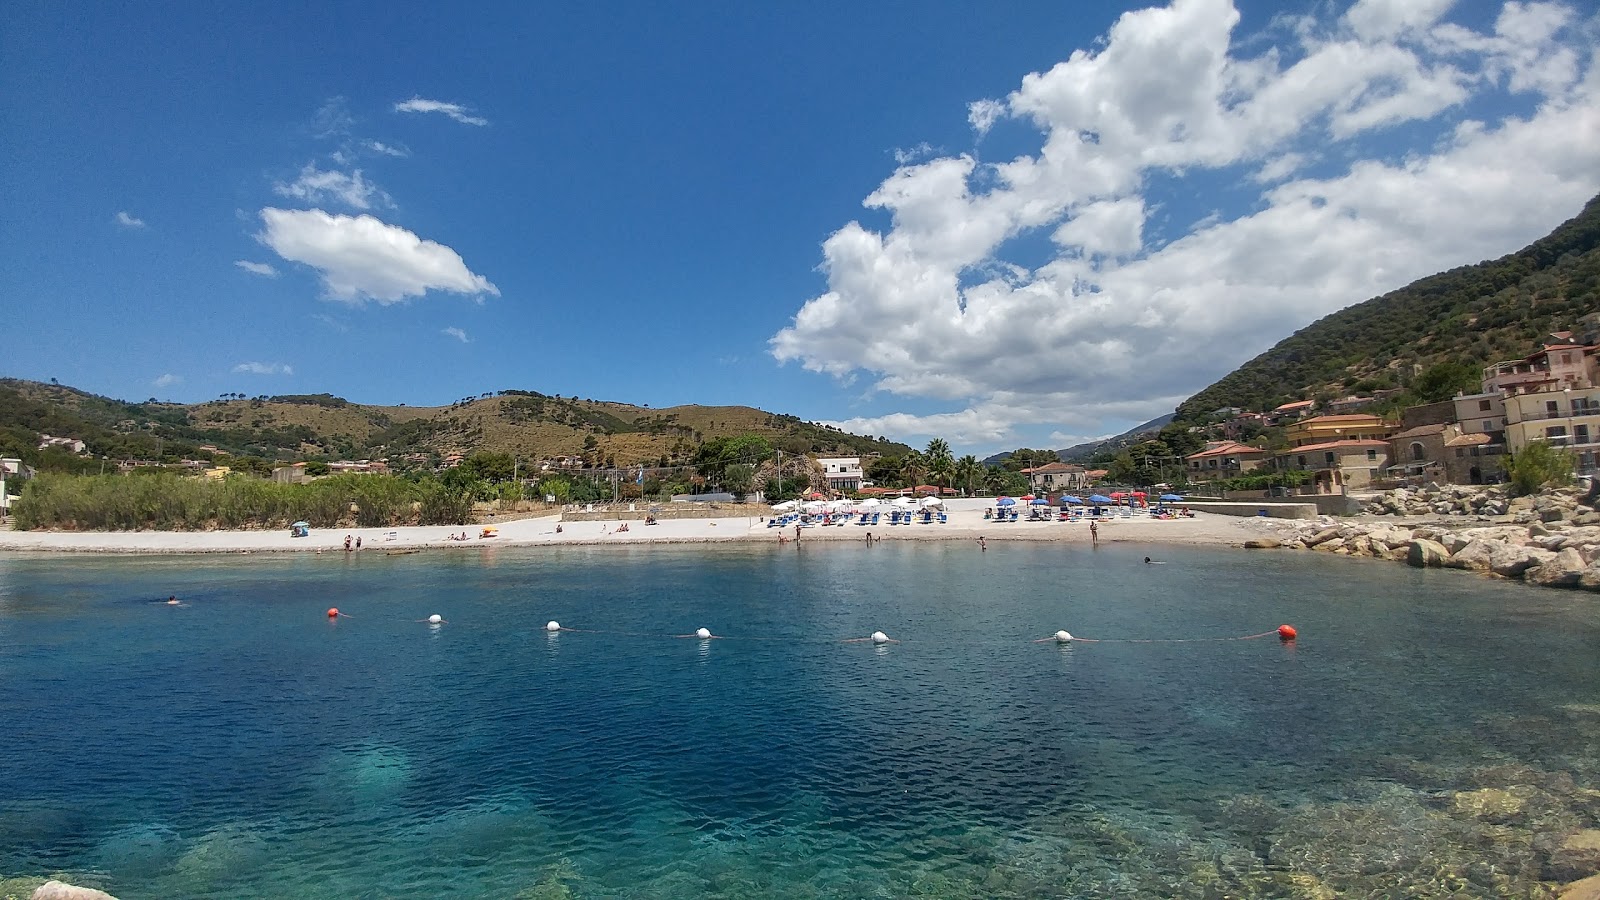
xmin=1089 ymin=520 xmax=1098 ymax=544
xmin=978 ymin=536 xmax=986 ymax=552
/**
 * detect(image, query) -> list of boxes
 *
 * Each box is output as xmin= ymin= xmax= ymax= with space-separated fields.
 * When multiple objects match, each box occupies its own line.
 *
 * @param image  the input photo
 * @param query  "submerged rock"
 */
xmin=30 ymin=883 xmax=117 ymax=900
xmin=1243 ymin=538 xmax=1281 ymax=549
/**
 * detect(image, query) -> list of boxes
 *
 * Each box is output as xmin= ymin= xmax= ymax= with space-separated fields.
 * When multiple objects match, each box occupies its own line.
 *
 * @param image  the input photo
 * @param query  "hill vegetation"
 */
xmin=0 ymin=379 xmax=909 ymax=476
xmin=1174 ymin=192 xmax=1600 ymax=422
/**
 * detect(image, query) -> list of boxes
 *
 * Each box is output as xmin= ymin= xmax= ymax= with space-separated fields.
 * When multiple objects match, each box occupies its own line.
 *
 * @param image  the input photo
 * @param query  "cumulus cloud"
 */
xmin=394 ymin=96 xmax=488 ymax=126
xmin=153 ymin=373 xmax=181 ymax=388
xmin=115 ymin=211 xmax=146 ymax=229
xmin=256 ymin=207 xmax=499 ymax=304
xmin=773 ymin=0 xmax=1600 ymax=449
xmin=233 ymin=362 xmax=293 ymax=375
xmin=443 ymin=326 xmax=469 ymax=343
xmin=234 ymin=260 xmax=279 ymax=277
xmin=274 ymin=164 xmax=389 ymax=210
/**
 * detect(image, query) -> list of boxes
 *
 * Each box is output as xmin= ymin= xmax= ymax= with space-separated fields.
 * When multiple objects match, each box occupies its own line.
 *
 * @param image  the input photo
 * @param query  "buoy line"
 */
xmin=325 ymin=612 xmax=1299 ymax=646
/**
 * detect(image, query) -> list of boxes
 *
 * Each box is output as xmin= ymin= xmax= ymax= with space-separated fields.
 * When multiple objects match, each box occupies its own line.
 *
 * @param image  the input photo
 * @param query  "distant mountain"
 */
xmin=981 ymin=413 xmax=1175 ymax=467
xmin=1055 ymin=414 xmax=1175 ymax=463
xmin=0 ymin=379 xmax=910 ymax=470
xmin=1174 ymin=193 xmax=1600 ymax=422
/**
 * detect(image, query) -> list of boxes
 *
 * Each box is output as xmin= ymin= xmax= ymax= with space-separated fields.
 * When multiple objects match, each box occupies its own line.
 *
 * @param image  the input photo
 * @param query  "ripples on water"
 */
xmin=2 ymin=542 xmax=1599 ymax=897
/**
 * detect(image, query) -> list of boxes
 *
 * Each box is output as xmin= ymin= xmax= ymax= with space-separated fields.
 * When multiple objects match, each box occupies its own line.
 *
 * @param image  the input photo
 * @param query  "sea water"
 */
xmin=2 ymin=542 xmax=1598 ymax=898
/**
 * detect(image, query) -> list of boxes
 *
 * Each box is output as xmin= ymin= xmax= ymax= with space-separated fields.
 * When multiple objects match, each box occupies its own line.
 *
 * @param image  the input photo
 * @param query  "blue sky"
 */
xmin=3 ymin=0 xmax=1597 ymax=457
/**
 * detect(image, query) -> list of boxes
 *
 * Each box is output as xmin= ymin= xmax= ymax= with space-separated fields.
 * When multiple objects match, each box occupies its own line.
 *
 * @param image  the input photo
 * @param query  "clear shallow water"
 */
xmin=2 ymin=542 xmax=1599 ymax=898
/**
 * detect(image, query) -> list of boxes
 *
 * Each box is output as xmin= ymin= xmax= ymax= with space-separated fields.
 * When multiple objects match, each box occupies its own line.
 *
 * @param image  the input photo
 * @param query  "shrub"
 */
xmin=1506 ymin=441 xmax=1575 ymax=495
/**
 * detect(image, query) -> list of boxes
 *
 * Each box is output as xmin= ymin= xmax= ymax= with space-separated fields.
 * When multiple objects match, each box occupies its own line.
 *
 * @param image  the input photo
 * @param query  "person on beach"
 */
xmin=343 ymin=535 xmax=352 ymax=552
xmin=1089 ymin=521 xmax=1099 ymax=543
xmin=978 ymin=536 xmax=986 ymax=552
xmin=355 ymin=536 xmax=362 ymax=550
xmin=794 ymin=523 xmax=801 ymax=545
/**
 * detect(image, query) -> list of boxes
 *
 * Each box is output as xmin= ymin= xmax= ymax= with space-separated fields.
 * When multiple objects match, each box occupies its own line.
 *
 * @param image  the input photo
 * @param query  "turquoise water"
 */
xmin=2 ymin=542 xmax=1599 ymax=898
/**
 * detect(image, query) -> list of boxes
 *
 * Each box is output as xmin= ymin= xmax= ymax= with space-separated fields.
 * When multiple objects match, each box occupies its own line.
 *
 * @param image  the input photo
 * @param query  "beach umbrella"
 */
xmin=803 ymin=501 xmax=826 ymax=514
xmin=1109 ymin=491 xmax=1126 ymax=499
xmin=771 ymin=500 xmax=797 ymax=511
xmin=892 ymin=496 xmax=917 ymax=508
xmin=1160 ymin=493 xmax=1184 ymax=502
xmin=858 ymin=498 xmax=881 ymax=508
xmin=1059 ymin=496 xmax=1083 ymax=505
xmin=1089 ymin=494 xmax=1112 ymax=504
xmin=1030 ymin=498 xmax=1050 ymax=505
xmin=291 ymin=520 xmax=309 ymax=527
xmin=920 ymin=496 xmax=944 ymax=507
xmin=1131 ymin=491 xmax=1147 ymax=497
xmin=996 ymin=497 xmax=1017 ymax=507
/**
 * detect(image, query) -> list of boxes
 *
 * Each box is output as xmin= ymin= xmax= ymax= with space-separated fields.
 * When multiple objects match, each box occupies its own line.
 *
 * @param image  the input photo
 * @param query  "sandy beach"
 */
xmin=0 ymin=499 xmax=1281 ymax=554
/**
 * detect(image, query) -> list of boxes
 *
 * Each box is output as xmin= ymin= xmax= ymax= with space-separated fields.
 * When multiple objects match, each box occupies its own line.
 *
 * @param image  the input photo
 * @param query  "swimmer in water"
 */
xmin=161 ymin=595 xmax=183 ymax=606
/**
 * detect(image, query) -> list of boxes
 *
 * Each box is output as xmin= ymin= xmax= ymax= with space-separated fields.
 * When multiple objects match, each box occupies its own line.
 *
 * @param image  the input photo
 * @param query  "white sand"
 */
xmin=0 ymin=500 xmax=1279 ymax=554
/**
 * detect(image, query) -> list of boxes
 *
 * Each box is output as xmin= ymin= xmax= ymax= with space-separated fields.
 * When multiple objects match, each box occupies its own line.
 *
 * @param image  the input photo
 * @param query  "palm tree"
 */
xmin=953 ymin=454 xmax=981 ymax=496
xmin=899 ymin=450 xmax=927 ymax=492
xmin=924 ymin=439 xmax=954 ymax=491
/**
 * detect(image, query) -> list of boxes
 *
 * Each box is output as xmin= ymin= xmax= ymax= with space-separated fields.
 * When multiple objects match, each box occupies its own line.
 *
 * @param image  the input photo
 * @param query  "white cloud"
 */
xmin=312 ymin=97 xmax=354 ymax=139
xmin=394 ymin=96 xmax=488 ymax=126
xmin=893 ymin=142 xmax=938 ymax=165
xmin=233 ymin=362 xmax=293 ymax=375
xmin=153 ymin=373 xmax=181 ymax=388
xmin=256 ymin=207 xmax=500 ymax=304
xmin=968 ymin=99 xmax=1006 ymax=136
xmin=115 ymin=211 xmax=146 ymax=229
xmin=772 ymin=0 xmax=1600 ymax=449
xmin=274 ymin=164 xmax=389 ymax=210
xmin=234 ymin=260 xmax=279 ymax=277
xmin=443 ymin=326 xmax=469 ymax=343
xmin=365 ymin=140 xmax=409 ymax=157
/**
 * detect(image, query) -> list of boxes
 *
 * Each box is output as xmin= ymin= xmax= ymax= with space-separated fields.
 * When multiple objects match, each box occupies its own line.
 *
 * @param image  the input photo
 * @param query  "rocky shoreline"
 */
xmin=1247 ymin=482 xmax=1600 ymax=592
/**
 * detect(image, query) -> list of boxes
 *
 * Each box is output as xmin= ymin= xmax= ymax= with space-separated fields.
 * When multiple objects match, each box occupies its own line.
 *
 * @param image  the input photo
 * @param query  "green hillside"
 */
xmin=0 ymin=379 xmax=909 ymax=473
xmin=1175 ymin=193 xmax=1600 ymax=421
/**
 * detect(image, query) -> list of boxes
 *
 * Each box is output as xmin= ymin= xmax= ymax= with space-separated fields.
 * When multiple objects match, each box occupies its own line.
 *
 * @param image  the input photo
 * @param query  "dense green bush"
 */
xmin=1506 ymin=441 xmax=1576 ymax=496
xmin=11 ymin=472 xmax=475 ymax=531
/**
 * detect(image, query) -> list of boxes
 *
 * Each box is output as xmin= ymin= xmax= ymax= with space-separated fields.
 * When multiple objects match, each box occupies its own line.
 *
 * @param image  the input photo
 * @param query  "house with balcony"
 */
xmin=1184 ymin=441 xmax=1269 ymax=482
xmin=1483 ymin=334 xmax=1599 ymax=397
xmin=814 ymin=456 xmax=864 ymax=493
xmin=1274 ymin=440 xmax=1390 ymax=493
xmin=1503 ymin=385 xmax=1600 ymax=475
xmin=1284 ymin=414 xmax=1394 ymax=448
xmin=1386 ymin=423 xmax=1504 ymax=485
xmin=1268 ymin=399 xmax=1315 ymax=424
xmin=1020 ymin=461 xmax=1087 ymax=493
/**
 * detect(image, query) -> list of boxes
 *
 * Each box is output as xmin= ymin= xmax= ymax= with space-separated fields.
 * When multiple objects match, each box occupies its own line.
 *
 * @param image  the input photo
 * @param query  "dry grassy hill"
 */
xmin=0 ymin=379 xmax=906 ymax=469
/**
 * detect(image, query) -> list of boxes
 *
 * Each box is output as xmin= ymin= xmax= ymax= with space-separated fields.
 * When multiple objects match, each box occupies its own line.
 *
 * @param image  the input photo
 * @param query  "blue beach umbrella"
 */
xmin=1059 ymin=496 xmax=1083 ymax=505
xmin=1160 ymin=493 xmax=1184 ymax=502
xmin=996 ymin=497 xmax=1017 ymax=507
xmin=1030 ymin=498 xmax=1050 ymax=505
xmin=1089 ymin=494 xmax=1113 ymax=504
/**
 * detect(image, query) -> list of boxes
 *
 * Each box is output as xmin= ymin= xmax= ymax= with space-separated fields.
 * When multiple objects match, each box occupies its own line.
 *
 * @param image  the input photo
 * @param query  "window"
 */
xmin=1548 ymin=400 xmax=1561 ymax=415
xmin=1324 ymin=452 xmax=1335 ymax=466
xmin=1410 ymin=442 xmax=1425 ymax=461
xmin=1368 ymin=449 xmax=1377 ymax=461
xmin=1478 ymin=399 xmax=1492 ymax=411
xmin=1297 ymin=455 xmax=1307 ymax=467
xmin=1578 ymin=424 xmax=1591 ymax=446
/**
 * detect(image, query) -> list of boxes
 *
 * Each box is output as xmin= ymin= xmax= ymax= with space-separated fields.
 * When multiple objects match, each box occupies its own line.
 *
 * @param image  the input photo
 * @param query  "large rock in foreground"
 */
xmin=1527 ymin=548 xmax=1588 ymax=588
xmin=1406 ymin=539 xmax=1449 ymax=568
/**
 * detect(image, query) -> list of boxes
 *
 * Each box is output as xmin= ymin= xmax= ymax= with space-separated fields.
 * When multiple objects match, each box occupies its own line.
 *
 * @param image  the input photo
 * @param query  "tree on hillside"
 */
xmin=1001 ymin=449 xmax=1058 ymax=472
xmin=1412 ymin=360 xmax=1482 ymax=403
xmin=867 ymin=455 xmax=903 ymax=487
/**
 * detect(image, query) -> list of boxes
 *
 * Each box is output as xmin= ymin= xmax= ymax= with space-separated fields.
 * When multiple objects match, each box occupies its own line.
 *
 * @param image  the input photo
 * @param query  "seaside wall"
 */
xmin=562 ymin=503 xmax=770 ymax=522
xmin=1181 ymin=501 xmax=1319 ymax=520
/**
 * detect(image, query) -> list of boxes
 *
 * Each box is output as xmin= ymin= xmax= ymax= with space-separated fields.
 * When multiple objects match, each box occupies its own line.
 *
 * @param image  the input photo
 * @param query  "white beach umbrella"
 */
xmin=892 ymin=496 xmax=917 ymax=508
xmin=771 ymin=500 xmax=797 ymax=512
xmin=803 ymin=501 xmax=826 ymax=514
xmin=920 ymin=496 xmax=944 ymax=508
xmin=857 ymin=498 xmax=881 ymax=508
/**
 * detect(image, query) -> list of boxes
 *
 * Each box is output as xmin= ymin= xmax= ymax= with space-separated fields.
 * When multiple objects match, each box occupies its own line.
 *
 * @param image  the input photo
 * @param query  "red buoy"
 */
xmin=1277 ymin=624 xmax=1297 ymax=641
xmin=327 ymin=607 xmax=339 ymax=618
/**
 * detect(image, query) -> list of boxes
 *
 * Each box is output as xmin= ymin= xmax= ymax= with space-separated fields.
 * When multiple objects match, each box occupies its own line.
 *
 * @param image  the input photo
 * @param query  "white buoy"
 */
xmin=871 ymin=630 xmax=890 ymax=644
xmin=428 ymin=614 xmax=443 ymax=625
xmin=545 ymin=620 xmax=561 ymax=632
xmin=1055 ymin=630 xmax=1073 ymax=643
xmin=696 ymin=627 xmax=712 ymax=640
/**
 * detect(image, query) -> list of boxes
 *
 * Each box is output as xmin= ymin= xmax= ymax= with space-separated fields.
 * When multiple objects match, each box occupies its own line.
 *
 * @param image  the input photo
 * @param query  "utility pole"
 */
xmin=777 ymin=449 xmax=782 ymax=499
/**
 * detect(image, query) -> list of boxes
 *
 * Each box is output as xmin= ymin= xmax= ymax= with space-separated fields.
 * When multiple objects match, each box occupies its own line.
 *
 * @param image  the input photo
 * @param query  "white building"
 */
xmin=815 ymin=456 xmax=863 ymax=493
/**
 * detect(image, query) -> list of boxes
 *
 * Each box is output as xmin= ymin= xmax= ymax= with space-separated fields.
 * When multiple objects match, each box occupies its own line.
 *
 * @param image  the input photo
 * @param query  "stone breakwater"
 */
xmin=1246 ymin=484 xmax=1600 ymax=592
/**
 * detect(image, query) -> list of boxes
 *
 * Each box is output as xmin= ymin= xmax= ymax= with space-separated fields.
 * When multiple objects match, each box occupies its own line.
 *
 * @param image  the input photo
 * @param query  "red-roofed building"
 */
xmin=1482 ymin=336 xmax=1599 ymax=396
xmin=1274 ymin=439 xmax=1390 ymax=493
xmin=1284 ymin=414 xmax=1394 ymax=447
xmin=1268 ymin=399 xmax=1315 ymax=424
xmin=1184 ymin=441 xmax=1269 ymax=482
xmin=1386 ymin=423 xmax=1505 ymax=485
xmin=1020 ymin=461 xmax=1087 ymax=493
